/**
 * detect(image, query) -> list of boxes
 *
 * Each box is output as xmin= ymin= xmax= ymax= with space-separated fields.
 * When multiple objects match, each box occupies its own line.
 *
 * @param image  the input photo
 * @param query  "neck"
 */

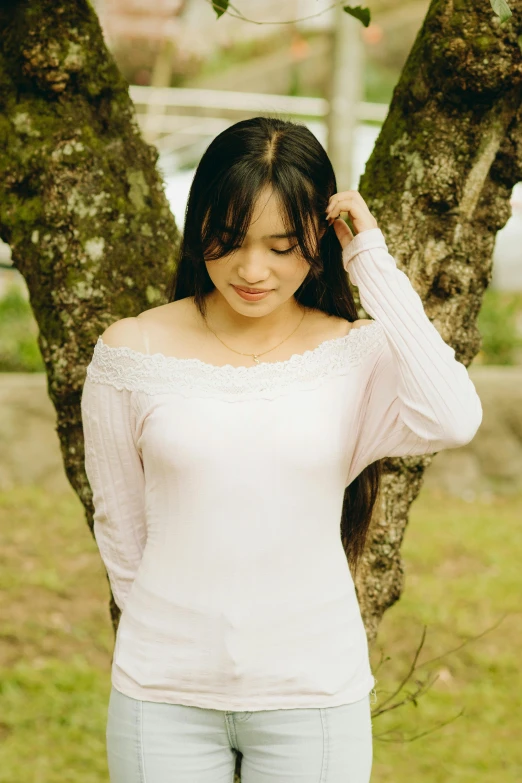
xmin=202 ymin=290 xmax=307 ymax=345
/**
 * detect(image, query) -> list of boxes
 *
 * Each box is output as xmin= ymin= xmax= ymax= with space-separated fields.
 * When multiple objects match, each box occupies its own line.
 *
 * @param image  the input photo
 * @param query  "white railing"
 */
xmin=128 ymin=85 xmax=388 ymax=168
xmin=129 ymin=85 xmax=388 ymax=124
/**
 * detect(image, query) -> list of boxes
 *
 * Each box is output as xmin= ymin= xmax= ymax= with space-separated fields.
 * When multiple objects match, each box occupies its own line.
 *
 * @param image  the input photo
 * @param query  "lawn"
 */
xmin=0 ymin=484 xmax=520 ymax=782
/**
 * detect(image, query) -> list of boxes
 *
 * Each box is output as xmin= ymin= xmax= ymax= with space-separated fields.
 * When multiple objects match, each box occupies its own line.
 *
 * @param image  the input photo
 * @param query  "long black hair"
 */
xmin=168 ymin=115 xmax=381 ymax=574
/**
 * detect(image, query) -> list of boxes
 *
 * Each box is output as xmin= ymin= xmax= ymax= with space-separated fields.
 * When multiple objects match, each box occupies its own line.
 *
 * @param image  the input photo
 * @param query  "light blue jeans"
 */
xmin=106 ymin=684 xmax=373 ymax=782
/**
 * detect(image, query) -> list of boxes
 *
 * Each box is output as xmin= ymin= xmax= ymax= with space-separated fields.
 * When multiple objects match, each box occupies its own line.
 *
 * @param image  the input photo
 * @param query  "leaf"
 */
xmin=343 ymin=5 xmax=371 ymax=27
xmin=490 ymin=0 xmax=512 ymax=23
xmin=212 ymin=0 xmax=229 ymax=18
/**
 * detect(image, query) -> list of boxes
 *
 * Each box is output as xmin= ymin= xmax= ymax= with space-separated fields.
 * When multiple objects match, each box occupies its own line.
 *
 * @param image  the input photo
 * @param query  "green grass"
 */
xmin=370 ymin=488 xmax=522 ymax=781
xmin=0 ymin=282 xmax=44 ymax=372
xmin=476 ymin=289 xmax=522 ymax=365
xmin=0 ymin=484 xmax=520 ymax=781
xmin=0 ymin=488 xmax=112 ymax=782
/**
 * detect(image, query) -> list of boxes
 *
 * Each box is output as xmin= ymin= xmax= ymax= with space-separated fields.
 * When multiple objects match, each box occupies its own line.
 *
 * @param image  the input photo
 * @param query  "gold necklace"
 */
xmin=203 ymin=306 xmax=307 ymax=365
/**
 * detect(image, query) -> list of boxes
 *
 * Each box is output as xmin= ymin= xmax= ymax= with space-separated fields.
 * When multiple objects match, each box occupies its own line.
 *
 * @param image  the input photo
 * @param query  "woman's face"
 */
xmin=204 ymin=186 xmax=320 ymax=317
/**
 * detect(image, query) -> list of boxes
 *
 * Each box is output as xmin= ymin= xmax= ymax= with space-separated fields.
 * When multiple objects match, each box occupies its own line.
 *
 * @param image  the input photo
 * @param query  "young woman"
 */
xmin=81 ymin=115 xmax=483 ymax=782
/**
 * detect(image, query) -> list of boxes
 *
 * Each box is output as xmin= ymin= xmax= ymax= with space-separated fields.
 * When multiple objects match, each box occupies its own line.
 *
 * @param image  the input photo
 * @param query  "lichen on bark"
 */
xmin=1 ymin=0 xmax=521 ymax=655
xmin=354 ymin=0 xmax=522 ymax=640
xmin=0 ymin=0 xmax=180 ymax=628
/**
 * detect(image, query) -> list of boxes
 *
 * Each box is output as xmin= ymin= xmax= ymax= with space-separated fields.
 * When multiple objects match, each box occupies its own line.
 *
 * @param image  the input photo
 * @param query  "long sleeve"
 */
xmin=81 ymin=375 xmax=147 ymax=612
xmin=344 ymin=227 xmax=483 ymax=486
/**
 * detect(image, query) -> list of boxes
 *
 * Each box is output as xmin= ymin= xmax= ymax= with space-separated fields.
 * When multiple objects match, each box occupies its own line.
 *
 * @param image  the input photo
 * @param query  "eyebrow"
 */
xmin=221 ymin=225 xmax=297 ymax=240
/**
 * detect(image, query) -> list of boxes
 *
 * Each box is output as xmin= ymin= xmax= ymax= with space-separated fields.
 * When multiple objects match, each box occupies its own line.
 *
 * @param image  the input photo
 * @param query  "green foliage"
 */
xmin=212 ymin=0 xmax=229 ymax=19
xmin=0 ymin=281 xmax=44 ymax=372
xmin=476 ymin=288 xmax=522 ymax=366
xmin=197 ymin=30 xmax=289 ymax=78
xmin=490 ymin=0 xmax=513 ymax=24
xmin=365 ymin=60 xmax=401 ymax=104
xmin=343 ymin=4 xmax=371 ymax=27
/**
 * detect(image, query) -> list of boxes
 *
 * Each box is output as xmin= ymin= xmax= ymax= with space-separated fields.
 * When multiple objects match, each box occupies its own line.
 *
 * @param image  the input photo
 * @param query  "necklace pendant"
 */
xmin=253 ymin=355 xmax=260 ymax=364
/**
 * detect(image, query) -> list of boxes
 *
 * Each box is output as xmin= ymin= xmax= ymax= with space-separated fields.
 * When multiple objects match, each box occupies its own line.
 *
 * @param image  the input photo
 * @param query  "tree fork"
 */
xmin=0 ymin=0 xmax=521 ymax=644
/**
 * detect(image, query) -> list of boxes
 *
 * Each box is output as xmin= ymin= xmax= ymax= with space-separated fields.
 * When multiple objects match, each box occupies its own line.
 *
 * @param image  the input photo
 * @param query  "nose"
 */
xmin=237 ymin=251 xmax=271 ymax=286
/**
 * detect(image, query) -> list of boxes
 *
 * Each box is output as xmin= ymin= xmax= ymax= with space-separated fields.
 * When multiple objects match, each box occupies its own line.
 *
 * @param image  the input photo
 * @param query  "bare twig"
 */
xmin=206 ymin=0 xmax=340 ymax=26
xmin=372 ymin=644 xmax=391 ymax=675
xmin=371 ymin=612 xmax=512 ymax=714
xmin=414 ymin=612 xmax=511 ymax=670
xmin=369 ymin=614 xmax=511 ymax=736
xmin=372 ymin=671 xmax=440 ymax=718
xmin=374 ymin=708 xmax=465 ymax=743
xmin=373 ymin=625 xmax=429 ymax=713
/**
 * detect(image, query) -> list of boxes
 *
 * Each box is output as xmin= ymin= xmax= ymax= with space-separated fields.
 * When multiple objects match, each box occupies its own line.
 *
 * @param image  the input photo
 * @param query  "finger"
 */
xmin=327 ymin=195 xmax=365 ymax=217
xmin=332 ymin=217 xmax=354 ymax=249
xmin=326 ymin=199 xmax=375 ymax=230
xmin=327 ymin=196 xmax=368 ymax=216
xmin=327 ymin=190 xmax=362 ymax=211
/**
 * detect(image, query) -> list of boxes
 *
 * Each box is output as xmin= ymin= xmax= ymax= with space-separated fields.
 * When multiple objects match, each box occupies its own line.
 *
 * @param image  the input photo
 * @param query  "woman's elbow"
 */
xmin=445 ymin=395 xmax=483 ymax=448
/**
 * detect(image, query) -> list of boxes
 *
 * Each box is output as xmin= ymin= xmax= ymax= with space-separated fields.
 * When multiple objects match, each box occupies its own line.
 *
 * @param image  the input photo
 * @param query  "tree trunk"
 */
xmin=354 ymin=0 xmax=522 ymax=641
xmin=0 ymin=0 xmax=180 ymax=628
xmin=1 ymin=0 xmax=521 ymax=648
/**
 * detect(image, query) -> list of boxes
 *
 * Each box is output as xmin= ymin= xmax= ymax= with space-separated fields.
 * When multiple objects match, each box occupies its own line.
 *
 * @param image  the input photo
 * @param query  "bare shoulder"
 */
xmin=100 ymin=317 xmax=146 ymax=352
xmin=311 ymin=311 xmax=374 ymax=341
xmin=136 ymin=298 xmax=195 ymax=338
xmin=100 ymin=299 xmax=192 ymax=354
xmin=136 ymin=298 xmax=190 ymax=327
xmin=350 ymin=318 xmax=374 ymax=330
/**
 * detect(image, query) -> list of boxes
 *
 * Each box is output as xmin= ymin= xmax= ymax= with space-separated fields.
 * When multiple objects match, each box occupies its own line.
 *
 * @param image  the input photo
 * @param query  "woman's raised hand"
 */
xmin=325 ymin=190 xmax=379 ymax=250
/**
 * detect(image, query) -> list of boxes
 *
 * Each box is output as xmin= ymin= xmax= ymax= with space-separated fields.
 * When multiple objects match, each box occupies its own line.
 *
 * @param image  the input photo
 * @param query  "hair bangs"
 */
xmin=272 ymin=172 xmax=324 ymax=276
xmin=202 ymin=166 xmax=268 ymax=262
xmin=203 ymin=165 xmax=323 ymax=277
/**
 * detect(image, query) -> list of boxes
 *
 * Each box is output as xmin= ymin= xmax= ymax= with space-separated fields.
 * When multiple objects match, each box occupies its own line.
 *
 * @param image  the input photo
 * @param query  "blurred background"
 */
xmin=0 ymin=1 xmax=521 ymax=781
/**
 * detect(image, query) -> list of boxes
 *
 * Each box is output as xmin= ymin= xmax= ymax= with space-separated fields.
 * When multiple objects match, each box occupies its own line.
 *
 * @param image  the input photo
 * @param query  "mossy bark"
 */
xmin=1 ymin=0 xmax=521 ymax=674
xmin=0 ymin=0 xmax=180 ymax=629
xmin=354 ymin=0 xmax=522 ymax=642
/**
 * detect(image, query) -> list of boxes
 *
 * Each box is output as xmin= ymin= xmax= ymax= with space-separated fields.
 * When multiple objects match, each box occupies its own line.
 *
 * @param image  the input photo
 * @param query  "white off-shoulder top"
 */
xmin=80 ymin=228 xmax=483 ymax=711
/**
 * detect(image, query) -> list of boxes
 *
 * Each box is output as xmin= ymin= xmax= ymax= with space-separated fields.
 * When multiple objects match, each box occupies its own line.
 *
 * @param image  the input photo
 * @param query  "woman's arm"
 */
xmin=81 ymin=374 xmax=147 ymax=612
xmin=342 ymin=227 xmax=483 ymax=485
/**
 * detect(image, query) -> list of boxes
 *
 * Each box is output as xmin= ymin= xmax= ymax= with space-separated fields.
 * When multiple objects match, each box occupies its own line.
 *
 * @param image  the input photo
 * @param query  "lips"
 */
xmin=234 ymin=286 xmax=270 ymax=293
xmin=232 ymin=285 xmax=273 ymax=301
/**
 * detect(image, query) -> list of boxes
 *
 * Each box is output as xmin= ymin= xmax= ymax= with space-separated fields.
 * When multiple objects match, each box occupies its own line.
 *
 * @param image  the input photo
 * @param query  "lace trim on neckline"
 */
xmin=86 ymin=321 xmax=386 ymax=400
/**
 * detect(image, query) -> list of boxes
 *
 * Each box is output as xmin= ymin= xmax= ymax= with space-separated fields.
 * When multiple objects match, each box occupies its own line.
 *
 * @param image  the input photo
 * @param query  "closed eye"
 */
xmin=272 ymin=246 xmax=297 ymax=255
